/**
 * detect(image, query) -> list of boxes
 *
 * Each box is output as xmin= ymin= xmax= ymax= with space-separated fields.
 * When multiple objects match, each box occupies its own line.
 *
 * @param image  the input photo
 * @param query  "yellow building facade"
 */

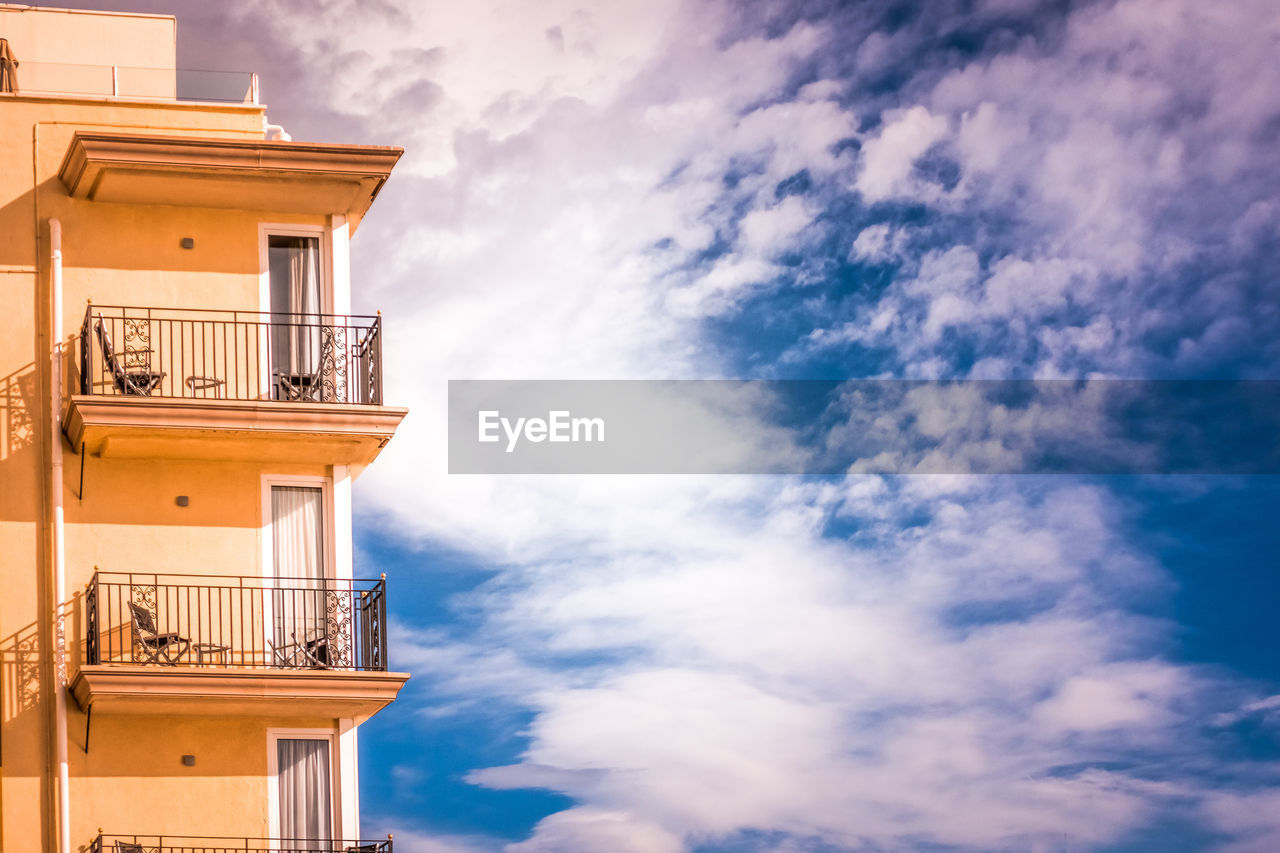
xmin=1 ymin=6 xmax=409 ymax=851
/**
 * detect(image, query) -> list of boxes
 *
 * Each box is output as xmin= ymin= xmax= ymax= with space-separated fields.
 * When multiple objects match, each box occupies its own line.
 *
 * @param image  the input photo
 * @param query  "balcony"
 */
xmin=4 ymin=60 xmax=259 ymax=103
xmin=90 ymin=836 xmax=392 ymax=853
xmin=64 ymin=306 xmax=406 ymax=465
xmin=80 ymin=305 xmax=384 ymax=404
xmin=71 ymin=572 xmax=409 ymax=722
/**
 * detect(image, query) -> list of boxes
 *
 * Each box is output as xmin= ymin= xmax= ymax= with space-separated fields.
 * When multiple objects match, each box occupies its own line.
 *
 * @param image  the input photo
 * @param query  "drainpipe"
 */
xmin=49 ymin=218 xmax=72 ymax=853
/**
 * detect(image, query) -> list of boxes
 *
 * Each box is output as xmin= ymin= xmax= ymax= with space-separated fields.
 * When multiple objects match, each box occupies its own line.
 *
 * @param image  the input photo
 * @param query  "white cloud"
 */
xmin=390 ymin=475 xmax=1216 ymax=849
xmin=804 ymin=0 xmax=1280 ymax=376
xmin=1201 ymin=790 xmax=1280 ymax=853
xmin=1032 ymin=665 xmax=1185 ymax=733
xmin=1212 ymin=694 xmax=1280 ymax=727
xmin=737 ymin=195 xmax=814 ymax=256
xmin=855 ymin=105 xmax=949 ymax=202
xmin=954 ymin=102 xmax=1027 ymax=176
xmin=503 ymin=808 xmax=683 ymax=853
xmin=372 ymin=827 xmax=504 ymax=853
xmin=983 ymin=256 xmax=1094 ymax=319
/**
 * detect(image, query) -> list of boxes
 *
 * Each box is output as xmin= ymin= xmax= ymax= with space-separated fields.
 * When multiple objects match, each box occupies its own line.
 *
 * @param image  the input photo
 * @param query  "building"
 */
xmin=1 ymin=6 xmax=410 ymax=851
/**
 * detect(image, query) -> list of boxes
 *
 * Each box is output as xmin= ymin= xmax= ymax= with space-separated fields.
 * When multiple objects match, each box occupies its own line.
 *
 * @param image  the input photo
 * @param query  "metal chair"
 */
xmin=127 ymin=600 xmax=190 ymax=664
xmin=96 ymin=315 xmax=165 ymax=395
xmin=272 ymin=631 xmax=329 ymax=669
xmin=296 ymin=631 xmax=330 ymax=669
xmin=275 ymin=370 xmax=320 ymax=401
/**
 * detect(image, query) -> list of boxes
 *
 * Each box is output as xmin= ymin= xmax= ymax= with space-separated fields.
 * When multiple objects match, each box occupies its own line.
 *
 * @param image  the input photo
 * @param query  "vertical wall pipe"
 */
xmin=49 ymin=218 xmax=71 ymax=853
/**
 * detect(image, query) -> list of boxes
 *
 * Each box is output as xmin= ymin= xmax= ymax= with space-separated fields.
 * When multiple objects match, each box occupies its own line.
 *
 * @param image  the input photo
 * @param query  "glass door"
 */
xmin=268 ymin=235 xmax=324 ymax=401
xmin=271 ymin=485 xmax=328 ymax=666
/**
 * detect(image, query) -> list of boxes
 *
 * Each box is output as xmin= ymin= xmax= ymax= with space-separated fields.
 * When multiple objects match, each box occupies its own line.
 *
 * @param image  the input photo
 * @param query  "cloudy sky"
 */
xmin=61 ymin=0 xmax=1280 ymax=849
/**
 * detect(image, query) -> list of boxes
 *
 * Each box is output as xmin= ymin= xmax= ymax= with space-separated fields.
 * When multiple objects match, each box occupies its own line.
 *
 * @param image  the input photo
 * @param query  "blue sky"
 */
xmin=61 ymin=0 xmax=1280 ymax=849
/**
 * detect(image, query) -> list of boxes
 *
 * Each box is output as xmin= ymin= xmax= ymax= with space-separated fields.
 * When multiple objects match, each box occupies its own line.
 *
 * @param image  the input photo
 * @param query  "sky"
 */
xmin=51 ymin=0 xmax=1280 ymax=850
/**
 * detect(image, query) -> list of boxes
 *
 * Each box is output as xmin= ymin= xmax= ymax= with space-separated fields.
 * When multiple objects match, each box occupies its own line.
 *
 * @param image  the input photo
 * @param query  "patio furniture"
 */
xmin=297 ymin=632 xmax=329 ymax=668
xmin=96 ymin=315 xmax=165 ymax=395
xmin=127 ymin=601 xmax=190 ymax=664
xmin=275 ymin=371 xmax=319 ymax=401
xmin=193 ymin=641 xmax=231 ymax=665
xmin=184 ymin=374 xmax=226 ymax=397
xmin=271 ymin=632 xmax=329 ymax=669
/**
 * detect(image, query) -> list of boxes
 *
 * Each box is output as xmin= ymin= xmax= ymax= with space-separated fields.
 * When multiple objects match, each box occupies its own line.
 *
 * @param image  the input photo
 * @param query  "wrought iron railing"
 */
xmin=86 ymin=572 xmax=388 ymax=672
xmin=90 ymin=835 xmax=392 ymax=853
xmin=79 ymin=305 xmax=383 ymax=405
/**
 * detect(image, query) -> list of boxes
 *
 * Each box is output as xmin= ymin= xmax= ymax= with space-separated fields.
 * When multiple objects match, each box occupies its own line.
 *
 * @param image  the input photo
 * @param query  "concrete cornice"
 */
xmin=56 ymin=131 xmax=403 ymax=229
xmin=59 ymin=132 xmax=403 ymax=189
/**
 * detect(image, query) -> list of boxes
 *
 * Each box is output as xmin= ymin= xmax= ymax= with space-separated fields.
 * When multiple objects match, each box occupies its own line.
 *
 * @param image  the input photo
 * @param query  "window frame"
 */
xmin=266 ymin=727 xmax=342 ymax=841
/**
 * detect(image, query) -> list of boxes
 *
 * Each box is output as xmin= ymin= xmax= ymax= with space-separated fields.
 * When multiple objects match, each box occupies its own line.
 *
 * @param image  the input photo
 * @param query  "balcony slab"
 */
xmin=64 ymin=394 xmax=407 ymax=465
xmin=70 ymin=665 xmax=410 ymax=723
xmin=58 ymin=132 xmax=402 ymax=232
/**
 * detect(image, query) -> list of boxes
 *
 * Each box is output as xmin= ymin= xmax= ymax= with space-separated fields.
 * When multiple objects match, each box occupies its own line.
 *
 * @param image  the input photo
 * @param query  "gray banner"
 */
xmin=448 ymin=380 xmax=1280 ymax=475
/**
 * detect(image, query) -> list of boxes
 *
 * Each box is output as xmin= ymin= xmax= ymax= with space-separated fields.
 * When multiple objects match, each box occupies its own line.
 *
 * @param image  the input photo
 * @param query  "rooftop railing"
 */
xmin=90 ymin=835 xmax=392 ymax=853
xmin=2 ymin=61 xmax=258 ymax=103
xmin=80 ymin=305 xmax=384 ymax=406
xmin=85 ymin=572 xmax=389 ymax=673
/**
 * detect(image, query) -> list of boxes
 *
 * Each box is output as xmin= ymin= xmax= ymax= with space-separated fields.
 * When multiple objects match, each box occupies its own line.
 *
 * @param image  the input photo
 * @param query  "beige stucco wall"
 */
xmin=0 ymin=5 xmax=178 ymax=99
xmin=69 ymin=713 xmax=342 ymax=842
xmin=0 ymin=5 xmax=176 ymax=69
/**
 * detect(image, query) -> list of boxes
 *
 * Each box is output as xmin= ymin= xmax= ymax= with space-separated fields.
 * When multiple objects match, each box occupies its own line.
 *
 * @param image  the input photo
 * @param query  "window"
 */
xmin=268 ymin=235 xmax=323 ymax=401
xmin=269 ymin=730 xmax=340 ymax=841
xmin=260 ymin=226 xmax=331 ymax=402
xmin=262 ymin=475 xmax=337 ymax=668
xmin=271 ymin=485 xmax=327 ymax=655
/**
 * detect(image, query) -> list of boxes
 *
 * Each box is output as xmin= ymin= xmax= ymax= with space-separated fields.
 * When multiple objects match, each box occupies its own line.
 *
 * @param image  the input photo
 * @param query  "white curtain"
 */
xmin=272 ymin=486 xmax=326 ymax=647
xmin=269 ymin=236 xmax=323 ymax=394
xmin=277 ymin=738 xmax=332 ymax=843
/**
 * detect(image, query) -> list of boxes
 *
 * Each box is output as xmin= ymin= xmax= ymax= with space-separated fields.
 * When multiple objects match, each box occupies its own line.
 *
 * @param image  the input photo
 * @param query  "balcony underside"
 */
xmin=71 ymin=665 xmax=409 ymax=723
xmin=58 ymin=132 xmax=402 ymax=232
xmin=64 ymin=395 xmax=407 ymax=465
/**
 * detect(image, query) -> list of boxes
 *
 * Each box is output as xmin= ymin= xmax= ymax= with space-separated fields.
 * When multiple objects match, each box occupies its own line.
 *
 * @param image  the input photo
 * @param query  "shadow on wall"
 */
xmin=0 ymin=590 xmax=89 ymax=751
xmin=1 ymin=361 xmax=36 ymax=462
xmin=0 ymin=360 xmax=41 ymax=525
xmin=1 ymin=336 xmax=83 ymax=525
xmin=0 ymin=187 xmax=36 ymax=269
xmin=0 ymin=618 xmax=57 ymax=853
xmin=0 ymin=621 xmax=42 ymax=728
